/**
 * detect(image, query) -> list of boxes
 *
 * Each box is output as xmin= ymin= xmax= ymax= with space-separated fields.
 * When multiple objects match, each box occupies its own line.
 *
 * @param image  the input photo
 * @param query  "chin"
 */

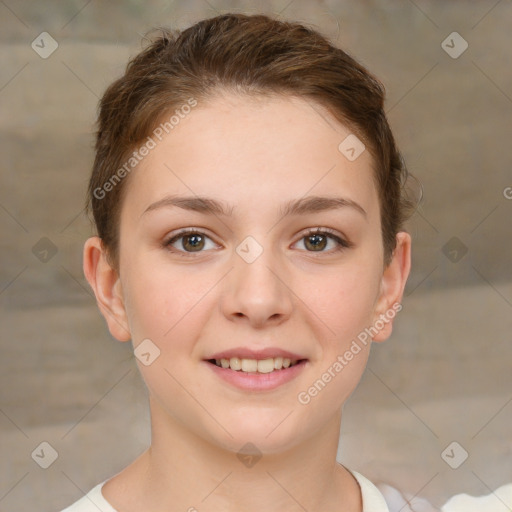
xmin=205 ymin=410 xmax=307 ymax=456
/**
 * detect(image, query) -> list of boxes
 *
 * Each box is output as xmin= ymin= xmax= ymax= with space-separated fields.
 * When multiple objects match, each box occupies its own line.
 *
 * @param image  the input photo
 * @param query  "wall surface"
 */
xmin=1 ymin=1 xmax=511 ymax=511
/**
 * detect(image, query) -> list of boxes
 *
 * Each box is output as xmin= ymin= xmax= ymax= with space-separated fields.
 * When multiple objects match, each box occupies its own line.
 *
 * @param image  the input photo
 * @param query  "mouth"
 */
xmin=203 ymin=347 xmax=309 ymax=390
xmin=206 ymin=357 xmax=307 ymax=374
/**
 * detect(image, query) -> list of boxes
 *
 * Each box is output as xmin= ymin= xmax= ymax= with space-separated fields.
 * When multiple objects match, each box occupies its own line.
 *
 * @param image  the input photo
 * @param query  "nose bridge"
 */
xmin=222 ymin=233 xmax=293 ymax=325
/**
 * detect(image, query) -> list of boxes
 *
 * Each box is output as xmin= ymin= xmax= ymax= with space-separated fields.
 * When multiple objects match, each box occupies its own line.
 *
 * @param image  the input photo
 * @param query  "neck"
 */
xmin=123 ymin=397 xmax=361 ymax=512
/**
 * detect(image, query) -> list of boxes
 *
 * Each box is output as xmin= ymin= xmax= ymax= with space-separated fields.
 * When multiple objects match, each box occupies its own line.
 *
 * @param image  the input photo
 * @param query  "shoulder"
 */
xmin=373 ymin=479 xmax=438 ymax=512
xmin=59 ymin=481 xmax=119 ymax=512
xmin=350 ymin=470 xmax=390 ymax=512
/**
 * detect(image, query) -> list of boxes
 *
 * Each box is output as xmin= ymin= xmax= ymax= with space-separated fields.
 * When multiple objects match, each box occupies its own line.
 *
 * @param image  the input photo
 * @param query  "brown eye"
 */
xmin=165 ymin=229 xmax=217 ymax=255
xmin=296 ymin=229 xmax=352 ymax=254
xmin=304 ymin=233 xmax=328 ymax=251
xmin=180 ymin=233 xmax=205 ymax=252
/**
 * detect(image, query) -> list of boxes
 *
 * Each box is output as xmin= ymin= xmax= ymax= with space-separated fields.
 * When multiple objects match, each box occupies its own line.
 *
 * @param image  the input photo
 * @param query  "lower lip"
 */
xmin=204 ymin=360 xmax=308 ymax=391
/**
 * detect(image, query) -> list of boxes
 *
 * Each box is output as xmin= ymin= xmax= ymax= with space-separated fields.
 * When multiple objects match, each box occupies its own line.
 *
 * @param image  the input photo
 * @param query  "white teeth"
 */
xmin=229 ymin=357 xmax=242 ymax=371
xmin=215 ymin=356 xmax=300 ymax=373
xmin=241 ymin=359 xmax=258 ymax=372
xmin=257 ymin=358 xmax=275 ymax=373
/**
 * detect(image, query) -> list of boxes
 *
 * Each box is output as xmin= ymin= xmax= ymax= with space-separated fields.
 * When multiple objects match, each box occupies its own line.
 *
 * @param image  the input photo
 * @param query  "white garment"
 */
xmin=440 ymin=482 xmax=512 ymax=512
xmin=377 ymin=483 xmax=438 ymax=512
xmin=59 ymin=470 xmax=390 ymax=511
xmin=378 ymin=481 xmax=512 ymax=512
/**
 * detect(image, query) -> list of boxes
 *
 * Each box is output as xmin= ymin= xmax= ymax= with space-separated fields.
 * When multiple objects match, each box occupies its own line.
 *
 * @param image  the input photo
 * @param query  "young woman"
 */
xmin=63 ymin=13 xmax=414 ymax=512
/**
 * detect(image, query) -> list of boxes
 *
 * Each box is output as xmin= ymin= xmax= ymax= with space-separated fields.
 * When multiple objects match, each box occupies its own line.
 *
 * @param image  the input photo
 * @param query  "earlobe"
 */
xmin=83 ymin=236 xmax=131 ymax=342
xmin=372 ymin=231 xmax=412 ymax=343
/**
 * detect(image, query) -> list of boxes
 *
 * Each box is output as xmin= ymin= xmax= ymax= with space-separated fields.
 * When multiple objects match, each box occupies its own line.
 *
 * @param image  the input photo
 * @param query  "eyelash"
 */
xmin=163 ymin=227 xmax=353 ymax=257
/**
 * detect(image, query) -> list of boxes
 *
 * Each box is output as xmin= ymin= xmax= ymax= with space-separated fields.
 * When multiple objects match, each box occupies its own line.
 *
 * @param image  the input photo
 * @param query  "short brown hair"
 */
xmin=86 ymin=12 xmax=415 ymax=271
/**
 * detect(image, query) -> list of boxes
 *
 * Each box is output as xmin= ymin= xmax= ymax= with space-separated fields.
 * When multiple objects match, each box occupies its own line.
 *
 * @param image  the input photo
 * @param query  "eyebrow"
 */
xmin=141 ymin=194 xmax=367 ymax=219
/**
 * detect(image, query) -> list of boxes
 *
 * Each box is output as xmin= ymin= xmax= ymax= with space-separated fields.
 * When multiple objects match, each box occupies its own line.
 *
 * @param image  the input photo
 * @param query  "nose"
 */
xmin=220 ymin=243 xmax=293 ymax=328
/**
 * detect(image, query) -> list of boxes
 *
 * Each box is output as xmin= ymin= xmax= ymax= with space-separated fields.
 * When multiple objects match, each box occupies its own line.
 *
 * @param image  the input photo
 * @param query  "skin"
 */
xmin=83 ymin=92 xmax=411 ymax=512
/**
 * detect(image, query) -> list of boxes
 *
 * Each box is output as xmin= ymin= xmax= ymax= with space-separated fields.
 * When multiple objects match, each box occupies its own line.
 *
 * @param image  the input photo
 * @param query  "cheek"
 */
xmin=122 ymin=260 xmax=215 ymax=352
xmin=293 ymin=267 xmax=380 ymax=418
xmin=305 ymin=261 xmax=381 ymax=350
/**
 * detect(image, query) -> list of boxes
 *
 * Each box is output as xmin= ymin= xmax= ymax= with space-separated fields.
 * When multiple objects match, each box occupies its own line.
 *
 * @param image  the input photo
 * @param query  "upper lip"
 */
xmin=206 ymin=347 xmax=307 ymax=361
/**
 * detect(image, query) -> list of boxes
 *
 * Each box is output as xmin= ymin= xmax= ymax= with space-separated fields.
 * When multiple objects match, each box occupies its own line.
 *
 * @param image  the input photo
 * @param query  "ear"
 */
xmin=371 ymin=231 xmax=411 ymax=342
xmin=83 ymin=236 xmax=131 ymax=342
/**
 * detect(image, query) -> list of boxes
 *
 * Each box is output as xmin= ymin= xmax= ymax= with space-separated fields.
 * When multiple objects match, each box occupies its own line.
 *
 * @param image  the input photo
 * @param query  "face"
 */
xmin=85 ymin=93 xmax=410 ymax=455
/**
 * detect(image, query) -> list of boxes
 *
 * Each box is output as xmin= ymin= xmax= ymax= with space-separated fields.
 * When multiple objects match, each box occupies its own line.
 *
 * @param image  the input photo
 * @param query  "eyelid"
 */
xmin=163 ymin=226 xmax=353 ymax=256
xmin=295 ymin=227 xmax=353 ymax=251
xmin=163 ymin=227 xmax=219 ymax=253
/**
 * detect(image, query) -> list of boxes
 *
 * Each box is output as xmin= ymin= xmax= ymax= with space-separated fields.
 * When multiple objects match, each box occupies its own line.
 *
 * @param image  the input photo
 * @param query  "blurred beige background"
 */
xmin=1 ymin=1 xmax=511 ymax=510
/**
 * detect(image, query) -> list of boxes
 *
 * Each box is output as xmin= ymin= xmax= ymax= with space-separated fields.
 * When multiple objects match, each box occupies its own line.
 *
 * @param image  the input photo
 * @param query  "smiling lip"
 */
xmin=204 ymin=359 xmax=307 ymax=391
xmin=203 ymin=347 xmax=308 ymax=391
xmin=206 ymin=347 xmax=305 ymax=360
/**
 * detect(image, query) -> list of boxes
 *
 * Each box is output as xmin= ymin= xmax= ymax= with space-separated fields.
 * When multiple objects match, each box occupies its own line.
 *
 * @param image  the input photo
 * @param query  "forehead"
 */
xmin=120 ymin=93 xmax=379 ymax=224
